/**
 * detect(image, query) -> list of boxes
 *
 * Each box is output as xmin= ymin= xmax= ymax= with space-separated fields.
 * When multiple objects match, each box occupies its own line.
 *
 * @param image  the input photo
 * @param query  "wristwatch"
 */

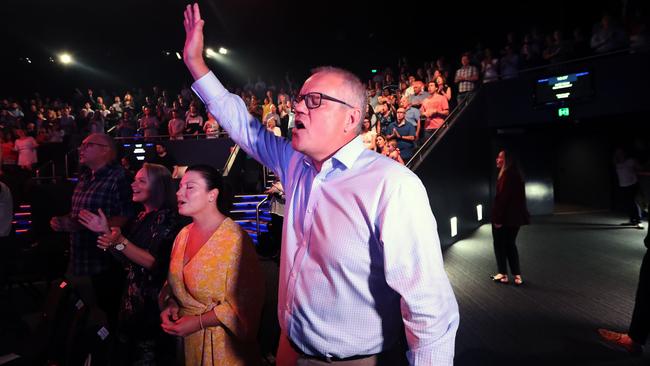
xmin=114 ymin=238 xmax=127 ymax=251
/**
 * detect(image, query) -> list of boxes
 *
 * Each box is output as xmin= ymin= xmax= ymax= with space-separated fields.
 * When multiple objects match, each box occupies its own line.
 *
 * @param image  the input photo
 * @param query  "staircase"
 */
xmin=13 ymin=204 xmax=32 ymax=235
xmin=231 ymin=194 xmax=271 ymax=245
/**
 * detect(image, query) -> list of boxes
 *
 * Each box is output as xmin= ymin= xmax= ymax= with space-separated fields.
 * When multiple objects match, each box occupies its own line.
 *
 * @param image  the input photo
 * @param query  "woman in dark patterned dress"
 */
xmin=79 ymin=163 xmax=182 ymax=365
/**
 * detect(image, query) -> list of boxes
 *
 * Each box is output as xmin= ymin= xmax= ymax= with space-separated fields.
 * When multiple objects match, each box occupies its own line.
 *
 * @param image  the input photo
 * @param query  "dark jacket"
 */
xmin=492 ymin=168 xmax=530 ymax=226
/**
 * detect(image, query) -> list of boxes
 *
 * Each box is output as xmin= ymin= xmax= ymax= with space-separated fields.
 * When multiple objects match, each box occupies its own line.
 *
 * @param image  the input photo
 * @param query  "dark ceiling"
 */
xmin=0 ymin=0 xmax=636 ymax=97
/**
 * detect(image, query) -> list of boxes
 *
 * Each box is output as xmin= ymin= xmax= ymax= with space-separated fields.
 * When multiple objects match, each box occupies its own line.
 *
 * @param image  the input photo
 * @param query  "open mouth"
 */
xmin=295 ymin=120 xmax=305 ymax=129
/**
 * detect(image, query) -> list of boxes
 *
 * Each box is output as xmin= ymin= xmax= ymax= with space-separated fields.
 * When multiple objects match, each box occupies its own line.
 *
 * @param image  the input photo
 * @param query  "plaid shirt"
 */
xmin=70 ymin=164 xmax=133 ymax=275
xmin=455 ymin=65 xmax=479 ymax=93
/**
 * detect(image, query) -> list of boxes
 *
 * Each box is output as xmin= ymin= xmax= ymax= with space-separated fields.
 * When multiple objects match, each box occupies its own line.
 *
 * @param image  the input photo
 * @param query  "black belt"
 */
xmin=289 ymin=338 xmax=376 ymax=363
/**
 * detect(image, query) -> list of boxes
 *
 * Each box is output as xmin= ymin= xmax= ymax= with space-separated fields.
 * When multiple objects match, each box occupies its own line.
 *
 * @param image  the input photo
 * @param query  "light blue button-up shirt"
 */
xmin=193 ymin=72 xmax=459 ymax=365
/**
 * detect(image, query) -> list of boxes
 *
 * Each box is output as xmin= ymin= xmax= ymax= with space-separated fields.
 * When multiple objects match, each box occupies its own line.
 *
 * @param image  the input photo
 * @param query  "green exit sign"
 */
xmin=371 ymin=69 xmax=377 ymax=73
xmin=558 ymin=107 xmax=570 ymax=117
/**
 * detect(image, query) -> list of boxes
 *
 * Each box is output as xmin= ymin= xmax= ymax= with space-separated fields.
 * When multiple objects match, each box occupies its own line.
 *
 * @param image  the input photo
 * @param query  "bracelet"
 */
xmin=198 ymin=313 xmax=204 ymax=330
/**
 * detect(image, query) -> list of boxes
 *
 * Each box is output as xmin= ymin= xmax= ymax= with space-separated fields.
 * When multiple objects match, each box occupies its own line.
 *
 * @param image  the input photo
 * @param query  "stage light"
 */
xmin=176 ymin=52 xmax=182 ymax=60
xmin=476 ymin=204 xmax=483 ymax=221
xmin=218 ymin=47 xmax=228 ymax=55
xmin=206 ymin=48 xmax=217 ymax=58
xmin=58 ymin=53 xmax=73 ymax=65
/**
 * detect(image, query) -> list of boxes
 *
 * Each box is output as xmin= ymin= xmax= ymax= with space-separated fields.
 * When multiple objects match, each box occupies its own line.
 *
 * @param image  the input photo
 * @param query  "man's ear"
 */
xmin=347 ymin=108 xmax=363 ymax=133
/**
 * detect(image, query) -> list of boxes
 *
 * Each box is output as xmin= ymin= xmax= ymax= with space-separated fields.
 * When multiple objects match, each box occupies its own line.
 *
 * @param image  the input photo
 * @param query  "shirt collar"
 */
xmin=302 ymin=135 xmax=365 ymax=171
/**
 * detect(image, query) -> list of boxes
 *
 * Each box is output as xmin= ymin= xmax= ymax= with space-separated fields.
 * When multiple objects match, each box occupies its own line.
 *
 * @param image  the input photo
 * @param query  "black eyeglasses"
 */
xmin=78 ymin=142 xmax=109 ymax=150
xmin=292 ymin=92 xmax=355 ymax=110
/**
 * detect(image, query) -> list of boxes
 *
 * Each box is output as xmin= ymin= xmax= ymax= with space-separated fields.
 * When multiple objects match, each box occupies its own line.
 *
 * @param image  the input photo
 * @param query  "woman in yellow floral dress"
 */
xmin=160 ymin=165 xmax=265 ymax=365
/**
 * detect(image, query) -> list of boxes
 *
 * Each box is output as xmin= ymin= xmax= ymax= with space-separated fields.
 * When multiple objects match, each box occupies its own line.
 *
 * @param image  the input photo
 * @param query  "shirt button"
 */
xmin=291 ymin=272 xmax=297 ymax=279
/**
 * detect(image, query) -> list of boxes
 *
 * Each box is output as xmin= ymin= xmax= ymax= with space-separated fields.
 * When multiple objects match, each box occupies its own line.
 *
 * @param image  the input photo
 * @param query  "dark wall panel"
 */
xmin=414 ymin=100 xmax=492 ymax=248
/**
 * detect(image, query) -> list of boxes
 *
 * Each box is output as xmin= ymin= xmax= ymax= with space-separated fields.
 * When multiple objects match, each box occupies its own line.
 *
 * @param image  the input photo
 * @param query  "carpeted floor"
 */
xmin=447 ymin=212 xmax=649 ymax=365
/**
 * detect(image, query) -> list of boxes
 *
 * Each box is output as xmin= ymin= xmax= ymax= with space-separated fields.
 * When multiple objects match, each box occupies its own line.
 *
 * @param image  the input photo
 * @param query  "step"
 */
xmin=233 ymin=213 xmax=272 ymax=221
xmin=235 ymin=194 xmax=269 ymax=200
xmin=232 ymin=201 xmax=270 ymax=207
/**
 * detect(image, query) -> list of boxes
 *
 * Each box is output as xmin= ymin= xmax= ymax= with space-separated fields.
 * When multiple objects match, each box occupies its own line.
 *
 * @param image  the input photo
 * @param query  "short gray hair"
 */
xmin=310 ymin=66 xmax=366 ymax=134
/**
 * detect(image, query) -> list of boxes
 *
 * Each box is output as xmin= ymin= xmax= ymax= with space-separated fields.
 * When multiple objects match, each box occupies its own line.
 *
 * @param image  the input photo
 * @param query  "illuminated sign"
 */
xmin=558 ymin=107 xmax=570 ymax=117
xmin=534 ymin=71 xmax=593 ymax=105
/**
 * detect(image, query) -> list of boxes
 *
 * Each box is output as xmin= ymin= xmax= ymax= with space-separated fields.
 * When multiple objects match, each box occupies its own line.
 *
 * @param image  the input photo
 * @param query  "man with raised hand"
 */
xmin=182 ymin=4 xmax=459 ymax=365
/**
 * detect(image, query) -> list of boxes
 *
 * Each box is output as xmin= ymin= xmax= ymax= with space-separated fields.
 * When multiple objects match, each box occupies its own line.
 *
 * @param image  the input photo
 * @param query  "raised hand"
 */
xmin=183 ymin=3 xmax=209 ymax=80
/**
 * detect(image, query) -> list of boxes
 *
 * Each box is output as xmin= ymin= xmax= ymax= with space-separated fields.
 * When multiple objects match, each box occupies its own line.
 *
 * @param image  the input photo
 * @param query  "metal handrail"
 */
xmin=64 ymin=147 xmax=79 ymax=179
xmin=406 ymin=91 xmax=478 ymax=170
xmin=222 ymin=145 xmax=240 ymax=177
xmin=255 ymin=195 xmax=271 ymax=240
xmin=405 ymin=49 xmax=637 ymax=170
xmin=114 ymin=131 xmax=229 ymax=142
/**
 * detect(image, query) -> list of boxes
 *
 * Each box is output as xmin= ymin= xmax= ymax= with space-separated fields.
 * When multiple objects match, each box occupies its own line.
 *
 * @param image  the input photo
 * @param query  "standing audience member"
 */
xmin=1 ymin=131 xmax=18 ymax=174
xmin=361 ymin=117 xmax=377 ymax=150
xmin=14 ymin=129 xmax=38 ymax=171
xmin=184 ymin=104 xmax=204 ymax=135
xmin=78 ymin=163 xmax=182 ymax=365
xmin=491 ymin=149 xmax=529 ymax=285
xmin=420 ymin=79 xmax=450 ymax=142
xmin=481 ymin=48 xmax=499 ymax=83
xmin=386 ymin=107 xmax=417 ymax=161
xmin=614 ymin=148 xmax=643 ymax=228
xmin=168 ymin=109 xmax=187 ymax=140
xmin=182 ymin=5 xmax=458 ymax=365
xmin=203 ymin=112 xmax=220 ymax=138
xmin=266 ymin=117 xmax=282 ymax=137
xmin=160 ymin=165 xmax=265 ymax=366
xmin=598 ymin=229 xmax=650 ymax=354
xmin=140 ymin=107 xmax=161 ymax=138
xmin=50 ymin=133 xmax=133 ymax=332
xmin=0 ymin=181 xmax=12 ymax=242
xmin=454 ymin=53 xmax=479 ymax=105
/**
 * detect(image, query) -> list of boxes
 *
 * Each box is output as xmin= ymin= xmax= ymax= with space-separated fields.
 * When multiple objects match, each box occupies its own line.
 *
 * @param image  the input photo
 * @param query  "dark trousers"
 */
xmin=621 ymin=183 xmax=641 ymax=223
xmin=90 ymin=266 xmax=126 ymax=333
xmin=492 ymin=225 xmax=521 ymax=275
xmin=629 ymin=250 xmax=650 ymax=344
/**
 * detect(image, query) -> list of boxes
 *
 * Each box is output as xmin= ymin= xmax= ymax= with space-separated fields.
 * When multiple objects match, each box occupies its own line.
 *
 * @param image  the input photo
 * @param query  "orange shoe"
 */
xmin=597 ymin=329 xmax=643 ymax=355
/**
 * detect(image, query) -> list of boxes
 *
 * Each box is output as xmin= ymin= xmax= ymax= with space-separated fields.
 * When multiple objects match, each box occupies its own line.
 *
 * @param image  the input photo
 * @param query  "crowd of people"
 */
xmin=1 ymin=12 xmax=645 ymax=174
xmin=0 ymin=6 xmax=648 ymax=365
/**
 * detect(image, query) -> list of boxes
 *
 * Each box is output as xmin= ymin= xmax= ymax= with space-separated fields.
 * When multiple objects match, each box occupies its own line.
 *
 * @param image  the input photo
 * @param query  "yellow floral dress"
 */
xmin=168 ymin=218 xmax=265 ymax=365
